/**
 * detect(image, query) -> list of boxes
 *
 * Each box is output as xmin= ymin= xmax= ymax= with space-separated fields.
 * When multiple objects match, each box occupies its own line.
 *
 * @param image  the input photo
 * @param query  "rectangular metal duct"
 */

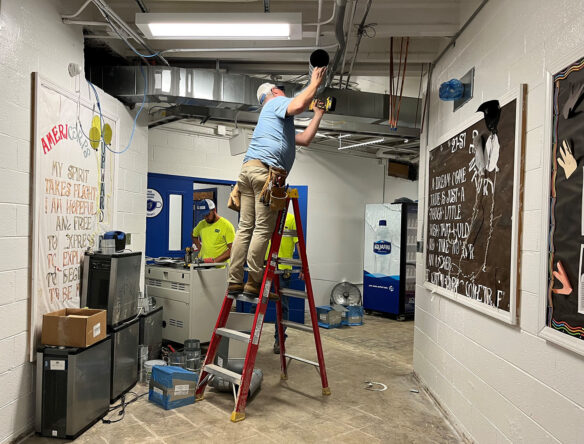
xmin=89 ymin=65 xmax=420 ymax=138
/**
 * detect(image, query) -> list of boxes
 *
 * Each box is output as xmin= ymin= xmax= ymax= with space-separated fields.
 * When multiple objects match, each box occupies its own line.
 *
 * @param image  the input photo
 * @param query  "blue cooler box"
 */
xmin=149 ymin=366 xmax=198 ymax=410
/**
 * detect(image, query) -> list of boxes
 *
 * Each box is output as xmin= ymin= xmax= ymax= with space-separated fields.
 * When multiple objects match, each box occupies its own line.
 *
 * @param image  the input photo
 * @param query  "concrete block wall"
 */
xmin=0 ymin=1 xmax=148 ymax=441
xmin=149 ymin=124 xmax=386 ymax=306
xmin=415 ymin=0 xmax=584 ymax=441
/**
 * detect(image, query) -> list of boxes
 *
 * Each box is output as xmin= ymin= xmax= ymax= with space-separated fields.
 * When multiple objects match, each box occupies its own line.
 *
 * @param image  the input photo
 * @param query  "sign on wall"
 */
xmin=30 ymin=74 xmax=118 ymax=360
xmin=546 ymin=56 xmax=584 ymax=347
xmin=424 ymin=88 xmax=524 ymax=324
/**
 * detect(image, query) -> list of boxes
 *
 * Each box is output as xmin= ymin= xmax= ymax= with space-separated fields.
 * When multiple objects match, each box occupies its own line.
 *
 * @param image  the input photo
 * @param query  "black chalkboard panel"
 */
xmin=425 ymin=98 xmax=521 ymax=323
xmin=548 ymin=57 xmax=584 ymax=342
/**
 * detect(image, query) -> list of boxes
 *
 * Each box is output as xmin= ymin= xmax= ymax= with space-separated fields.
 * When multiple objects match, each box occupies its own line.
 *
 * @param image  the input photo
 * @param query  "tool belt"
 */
xmin=227 ymin=183 xmax=241 ymax=212
xmin=260 ymin=166 xmax=288 ymax=211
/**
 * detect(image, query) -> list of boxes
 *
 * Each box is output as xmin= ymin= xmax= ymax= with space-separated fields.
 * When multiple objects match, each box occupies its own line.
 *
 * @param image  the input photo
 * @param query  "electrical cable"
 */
xmin=86 ymin=64 xmax=148 ymax=155
xmin=102 ymin=392 xmax=147 ymax=424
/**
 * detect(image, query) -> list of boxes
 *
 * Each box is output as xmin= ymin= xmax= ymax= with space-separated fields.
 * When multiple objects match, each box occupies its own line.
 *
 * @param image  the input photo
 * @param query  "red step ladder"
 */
xmin=195 ymin=188 xmax=330 ymax=422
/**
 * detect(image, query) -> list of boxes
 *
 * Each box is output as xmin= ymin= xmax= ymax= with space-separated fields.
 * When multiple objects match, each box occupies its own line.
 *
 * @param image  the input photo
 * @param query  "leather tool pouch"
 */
xmin=227 ymin=183 xmax=241 ymax=212
xmin=260 ymin=166 xmax=288 ymax=210
xmin=269 ymin=186 xmax=287 ymax=212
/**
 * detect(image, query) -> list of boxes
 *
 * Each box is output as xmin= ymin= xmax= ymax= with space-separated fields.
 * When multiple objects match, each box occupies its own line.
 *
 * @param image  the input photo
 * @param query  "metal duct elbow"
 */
xmin=308 ymin=49 xmax=330 ymax=95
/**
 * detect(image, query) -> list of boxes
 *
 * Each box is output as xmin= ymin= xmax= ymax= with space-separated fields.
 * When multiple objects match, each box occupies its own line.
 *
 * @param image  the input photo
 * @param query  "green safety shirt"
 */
xmin=192 ymin=217 xmax=235 ymax=262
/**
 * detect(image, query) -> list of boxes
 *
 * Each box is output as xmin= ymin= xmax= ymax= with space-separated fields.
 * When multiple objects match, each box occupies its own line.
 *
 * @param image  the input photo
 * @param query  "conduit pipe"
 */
xmin=315 ymin=0 xmax=323 ymax=46
xmin=325 ymin=0 xmax=348 ymax=87
xmin=93 ymin=0 xmax=170 ymax=65
xmin=160 ymin=44 xmax=338 ymax=54
xmin=306 ymin=1 xmax=337 ymax=26
xmin=344 ymin=0 xmax=372 ymax=88
xmin=62 ymin=0 xmax=169 ymax=66
xmin=338 ymin=0 xmax=357 ymax=88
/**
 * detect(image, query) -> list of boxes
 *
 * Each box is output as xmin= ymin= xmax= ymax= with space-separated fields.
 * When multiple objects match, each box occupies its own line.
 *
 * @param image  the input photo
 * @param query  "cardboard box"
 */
xmin=149 ymin=366 xmax=197 ymax=410
xmin=41 ymin=308 xmax=107 ymax=347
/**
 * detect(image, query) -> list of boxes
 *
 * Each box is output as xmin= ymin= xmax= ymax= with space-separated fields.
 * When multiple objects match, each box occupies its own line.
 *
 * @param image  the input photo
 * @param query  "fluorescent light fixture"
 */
xmin=136 ymin=13 xmax=302 ymax=40
xmin=339 ymin=138 xmax=385 ymax=151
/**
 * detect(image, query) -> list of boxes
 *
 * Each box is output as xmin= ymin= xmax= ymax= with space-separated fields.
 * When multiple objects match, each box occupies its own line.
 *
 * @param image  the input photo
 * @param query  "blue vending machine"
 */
xmin=363 ymin=203 xmax=417 ymax=318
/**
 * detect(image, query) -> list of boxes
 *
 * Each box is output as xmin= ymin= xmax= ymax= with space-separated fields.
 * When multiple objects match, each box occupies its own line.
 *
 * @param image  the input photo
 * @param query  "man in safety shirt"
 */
xmin=267 ymin=212 xmax=298 ymax=354
xmin=227 ymin=66 xmax=326 ymax=296
xmin=192 ymin=199 xmax=235 ymax=264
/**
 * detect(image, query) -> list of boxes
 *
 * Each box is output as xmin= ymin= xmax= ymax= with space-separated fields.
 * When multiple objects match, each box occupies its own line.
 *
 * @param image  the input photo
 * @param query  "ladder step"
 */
xmin=216 ymin=328 xmax=251 ymax=343
xmin=203 ymin=364 xmax=242 ymax=386
xmin=227 ymin=293 xmax=259 ymax=304
xmin=281 ymin=320 xmax=313 ymax=332
xmin=244 ymin=266 xmax=301 ymax=275
xmin=284 ymin=354 xmax=320 ymax=368
xmin=283 ymin=230 xmax=297 ymax=237
xmin=280 ymin=288 xmax=308 ymax=299
xmin=277 ymin=257 xmax=303 ymax=266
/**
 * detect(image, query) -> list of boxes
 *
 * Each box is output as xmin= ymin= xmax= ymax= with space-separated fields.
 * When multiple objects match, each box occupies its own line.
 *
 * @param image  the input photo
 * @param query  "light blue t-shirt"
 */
xmin=243 ymin=96 xmax=296 ymax=172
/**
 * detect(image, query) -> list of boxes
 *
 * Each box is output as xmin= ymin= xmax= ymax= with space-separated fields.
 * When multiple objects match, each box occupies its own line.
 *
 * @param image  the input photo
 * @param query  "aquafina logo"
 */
xmin=373 ymin=240 xmax=391 ymax=255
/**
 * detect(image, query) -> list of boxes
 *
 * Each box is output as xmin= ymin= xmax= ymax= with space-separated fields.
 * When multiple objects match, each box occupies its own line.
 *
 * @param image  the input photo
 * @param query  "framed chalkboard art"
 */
xmin=424 ymin=87 xmax=526 ymax=324
xmin=541 ymin=52 xmax=584 ymax=356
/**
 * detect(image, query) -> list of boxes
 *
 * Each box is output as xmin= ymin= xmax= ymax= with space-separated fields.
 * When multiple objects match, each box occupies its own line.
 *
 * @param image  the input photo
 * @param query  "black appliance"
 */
xmin=139 ymin=306 xmax=163 ymax=360
xmin=111 ymin=317 xmax=140 ymax=401
xmin=35 ymin=337 xmax=111 ymax=439
xmin=81 ymin=251 xmax=141 ymax=327
xmin=103 ymin=230 xmax=127 ymax=251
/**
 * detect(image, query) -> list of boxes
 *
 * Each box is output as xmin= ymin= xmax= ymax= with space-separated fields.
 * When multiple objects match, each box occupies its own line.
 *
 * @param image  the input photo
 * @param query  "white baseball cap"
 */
xmin=257 ymin=83 xmax=276 ymax=105
xmin=196 ymin=198 xmax=216 ymax=215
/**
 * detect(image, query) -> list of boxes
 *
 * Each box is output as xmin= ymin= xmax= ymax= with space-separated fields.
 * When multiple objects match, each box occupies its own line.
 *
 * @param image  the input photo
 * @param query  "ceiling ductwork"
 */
xmin=88 ymin=65 xmax=421 ymax=139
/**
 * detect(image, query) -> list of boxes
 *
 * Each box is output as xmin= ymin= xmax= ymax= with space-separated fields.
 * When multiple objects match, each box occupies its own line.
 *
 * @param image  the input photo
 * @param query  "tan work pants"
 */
xmin=229 ymin=163 xmax=278 ymax=284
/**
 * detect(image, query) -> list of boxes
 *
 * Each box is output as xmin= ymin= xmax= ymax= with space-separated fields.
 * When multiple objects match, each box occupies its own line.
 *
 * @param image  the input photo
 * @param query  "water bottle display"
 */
xmin=374 ymin=220 xmax=392 ymax=274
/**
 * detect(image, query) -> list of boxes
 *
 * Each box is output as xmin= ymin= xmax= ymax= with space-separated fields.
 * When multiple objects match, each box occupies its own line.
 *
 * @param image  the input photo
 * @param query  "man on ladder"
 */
xmin=227 ymin=67 xmax=326 ymax=297
xmin=196 ymin=67 xmax=330 ymax=422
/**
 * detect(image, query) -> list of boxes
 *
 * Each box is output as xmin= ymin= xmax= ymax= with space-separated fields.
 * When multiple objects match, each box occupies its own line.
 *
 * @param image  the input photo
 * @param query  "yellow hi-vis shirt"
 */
xmin=192 ymin=217 xmax=235 ymax=261
xmin=265 ymin=213 xmax=298 ymax=270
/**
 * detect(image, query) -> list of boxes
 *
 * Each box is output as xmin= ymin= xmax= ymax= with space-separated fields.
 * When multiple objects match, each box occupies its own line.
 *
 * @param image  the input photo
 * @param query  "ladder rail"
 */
xmin=232 ymin=208 xmax=287 ymax=419
xmin=275 ymin=273 xmax=287 ymax=379
xmin=291 ymin=197 xmax=330 ymax=392
xmin=196 ymin=289 xmax=234 ymax=398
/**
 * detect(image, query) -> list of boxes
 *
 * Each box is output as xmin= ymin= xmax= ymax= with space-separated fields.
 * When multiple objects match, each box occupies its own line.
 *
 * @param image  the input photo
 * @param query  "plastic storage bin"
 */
xmin=316 ymin=306 xmax=342 ymax=329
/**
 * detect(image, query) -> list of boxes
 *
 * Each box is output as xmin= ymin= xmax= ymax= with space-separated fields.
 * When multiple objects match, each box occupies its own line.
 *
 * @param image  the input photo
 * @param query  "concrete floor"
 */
xmin=23 ymin=314 xmax=462 ymax=443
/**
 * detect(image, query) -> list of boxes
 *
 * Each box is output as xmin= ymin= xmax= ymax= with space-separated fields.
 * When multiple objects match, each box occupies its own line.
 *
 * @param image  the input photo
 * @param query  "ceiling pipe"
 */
xmin=306 ymin=0 xmax=336 ymax=26
xmin=135 ymin=0 xmax=148 ymax=13
xmin=62 ymin=0 xmax=169 ymax=65
xmin=338 ymin=0 xmax=357 ymax=88
xmin=93 ymin=0 xmax=170 ymax=65
xmin=344 ymin=0 xmax=373 ymax=88
xmin=61 ymin=0 xmax=93 ymax=19
xmin=325 ymin=0 xmax=348 ymax=88
xmin=315 ymin=0 xmax=323 ymax=46
xmin=160 ymin=44 xmax=338 ymax=54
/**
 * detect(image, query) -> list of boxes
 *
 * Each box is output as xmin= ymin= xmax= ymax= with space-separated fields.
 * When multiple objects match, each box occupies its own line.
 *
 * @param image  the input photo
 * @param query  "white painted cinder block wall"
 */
xmin=415 ymin=0 xmax=584 ymax=442
xmin=0 ymin=1 xmax=148 ymax=442
xmin=149 ymin=124 xmax=388 ymax=306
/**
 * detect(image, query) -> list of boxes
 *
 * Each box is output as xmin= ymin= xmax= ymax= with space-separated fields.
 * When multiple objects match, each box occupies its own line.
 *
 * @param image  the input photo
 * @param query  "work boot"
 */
xmin=227 ymin=282 xmax=244 ymax=295
xmin=273 ymin=340 xmax=280 ymax=354
xmin=243 ymin=278 xmax=260 ymax=297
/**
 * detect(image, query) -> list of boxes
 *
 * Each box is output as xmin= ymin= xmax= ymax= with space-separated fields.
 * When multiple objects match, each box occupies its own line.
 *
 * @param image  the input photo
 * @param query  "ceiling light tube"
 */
xmin=136 ymin=13 xmax=302 ymax=40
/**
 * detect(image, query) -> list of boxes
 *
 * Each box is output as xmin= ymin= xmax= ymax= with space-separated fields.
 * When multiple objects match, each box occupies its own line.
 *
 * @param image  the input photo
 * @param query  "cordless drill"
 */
xmin=309 ymin=96 xmax=336 ymax=112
